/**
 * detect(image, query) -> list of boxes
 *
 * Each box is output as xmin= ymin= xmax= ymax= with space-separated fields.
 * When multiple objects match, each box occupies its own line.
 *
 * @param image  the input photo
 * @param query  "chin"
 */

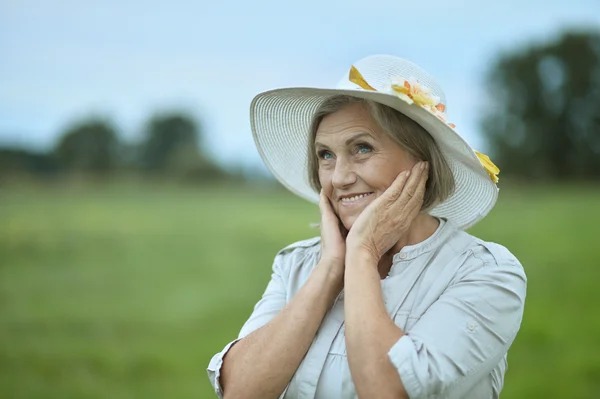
xmin=340 ymin=216 xmax=356 ymax=231
xmin=337 ymin=208 xmax=366 ymax=231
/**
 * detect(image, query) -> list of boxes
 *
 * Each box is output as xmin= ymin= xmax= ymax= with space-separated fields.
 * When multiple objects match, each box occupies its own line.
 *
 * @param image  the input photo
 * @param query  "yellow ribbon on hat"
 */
xmin=348 ymin=65 xmax=500 ymax=184
xmin=349 ymin=66 xmax=376 ymax=91
xmin=474 ymin=151 xmax=500 ymax=183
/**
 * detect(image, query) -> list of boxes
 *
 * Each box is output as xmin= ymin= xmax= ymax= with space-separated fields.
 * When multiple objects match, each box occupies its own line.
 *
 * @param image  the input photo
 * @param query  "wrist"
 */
xmin=317 ymin=257 xmax=344 ymax=280
xmin=346 ymin=248 xmax=379 ymax=268
xmin=314 ymin=259 xmax=344 ymax=301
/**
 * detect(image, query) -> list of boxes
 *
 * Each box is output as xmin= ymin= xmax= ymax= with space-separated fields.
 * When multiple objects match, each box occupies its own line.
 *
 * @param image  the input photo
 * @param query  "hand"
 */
xmin=346 ymin=161 xmax=429 ymax=262
xmin=318 ymin=189 xmax=347 ymax=274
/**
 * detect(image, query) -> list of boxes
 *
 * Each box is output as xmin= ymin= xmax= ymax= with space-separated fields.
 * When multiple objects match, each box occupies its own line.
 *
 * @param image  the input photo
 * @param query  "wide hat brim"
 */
xmin=250 ymin=86 xmax=498 ymax=230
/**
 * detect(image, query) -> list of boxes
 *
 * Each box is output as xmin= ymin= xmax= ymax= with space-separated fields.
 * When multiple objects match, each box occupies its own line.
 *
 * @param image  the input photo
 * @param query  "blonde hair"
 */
xmin=307 ymin=95 xmax=455 ymax=211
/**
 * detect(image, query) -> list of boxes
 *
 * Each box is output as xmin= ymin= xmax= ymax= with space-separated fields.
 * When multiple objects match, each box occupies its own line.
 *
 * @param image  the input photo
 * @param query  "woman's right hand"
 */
xmin=318 ymin=189 xmax=346 ymax=282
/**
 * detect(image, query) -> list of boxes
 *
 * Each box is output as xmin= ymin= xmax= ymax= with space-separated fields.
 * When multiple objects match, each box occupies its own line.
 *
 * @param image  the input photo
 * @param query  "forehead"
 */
xmin=315 ymin=103 xmax=384 ymax=142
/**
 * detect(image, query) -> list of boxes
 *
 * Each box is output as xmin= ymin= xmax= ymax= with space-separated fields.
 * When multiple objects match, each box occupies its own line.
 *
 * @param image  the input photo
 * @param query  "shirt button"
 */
xmin=467 ymin=322 xmax=476 ymax=331
xmin=399 ymin=253 xmax=407 ymax=260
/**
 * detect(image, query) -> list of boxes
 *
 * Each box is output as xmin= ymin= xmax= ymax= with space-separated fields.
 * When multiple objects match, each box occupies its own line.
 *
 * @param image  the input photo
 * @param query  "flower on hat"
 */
xmin=389 ymin=77 xmax=456 ymax=128
xmin=389 ymin=77 xmax=499 ymax=183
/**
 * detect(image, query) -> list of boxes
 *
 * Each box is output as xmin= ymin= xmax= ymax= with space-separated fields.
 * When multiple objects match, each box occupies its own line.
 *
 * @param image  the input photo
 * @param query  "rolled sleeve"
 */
xmin=207 ymin=338 xmax=243 ymax=398
xmin=388 ymin=250 xmax=527 ymax=399
xmin=206 ymin=252 xmax=290 ymax=397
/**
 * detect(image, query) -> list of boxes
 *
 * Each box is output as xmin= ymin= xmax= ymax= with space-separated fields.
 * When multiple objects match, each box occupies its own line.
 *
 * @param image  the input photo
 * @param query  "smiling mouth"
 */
xmin=340 ymin=192 xmax=374 ymax=204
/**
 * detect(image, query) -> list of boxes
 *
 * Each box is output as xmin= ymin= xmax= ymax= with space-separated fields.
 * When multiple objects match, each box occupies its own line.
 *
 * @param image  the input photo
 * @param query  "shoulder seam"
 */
xmin=277 ymin=236 xmax=321 ymax=256
xmin=471 ymin=240 xmax=520 ymax=268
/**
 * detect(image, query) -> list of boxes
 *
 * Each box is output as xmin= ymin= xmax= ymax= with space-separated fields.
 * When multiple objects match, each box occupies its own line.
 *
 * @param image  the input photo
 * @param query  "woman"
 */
xmin=207 ymin=54 xmax=527 ymax=399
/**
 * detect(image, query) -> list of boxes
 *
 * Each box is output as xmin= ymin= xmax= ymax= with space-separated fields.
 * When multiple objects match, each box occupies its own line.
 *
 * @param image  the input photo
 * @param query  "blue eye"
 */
xmin=357 ymin=143 xmax=372 ymax=154
xmin=318 ymin=150 xmax=333 ymax=160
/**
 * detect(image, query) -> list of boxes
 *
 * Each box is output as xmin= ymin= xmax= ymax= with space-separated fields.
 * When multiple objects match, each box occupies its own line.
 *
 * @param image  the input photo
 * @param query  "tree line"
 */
xmin=0 ymin=112 xmax=234 ymax=183
xmin=1 ymin=29 xmax=599 ymax=183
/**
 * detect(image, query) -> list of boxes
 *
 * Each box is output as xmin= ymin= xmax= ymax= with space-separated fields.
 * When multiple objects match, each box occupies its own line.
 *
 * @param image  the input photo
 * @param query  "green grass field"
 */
xmin=1 ymin=183 xmax=599 ymax=398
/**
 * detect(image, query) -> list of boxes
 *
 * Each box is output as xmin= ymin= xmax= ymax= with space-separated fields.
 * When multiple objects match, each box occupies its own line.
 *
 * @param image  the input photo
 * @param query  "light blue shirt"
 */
xmin=207 ymin=219 xmax=527 ymax=398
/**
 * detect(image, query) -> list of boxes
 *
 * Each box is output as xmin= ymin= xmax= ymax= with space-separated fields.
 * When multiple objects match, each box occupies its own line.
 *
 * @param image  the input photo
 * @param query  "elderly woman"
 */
xmin=207 ymin=55 xmax=527 ymax=399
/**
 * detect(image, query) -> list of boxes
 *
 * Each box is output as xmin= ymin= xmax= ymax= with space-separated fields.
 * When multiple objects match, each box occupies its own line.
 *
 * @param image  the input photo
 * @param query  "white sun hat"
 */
xmin=250 ymin=54 xmax=500 ymax=229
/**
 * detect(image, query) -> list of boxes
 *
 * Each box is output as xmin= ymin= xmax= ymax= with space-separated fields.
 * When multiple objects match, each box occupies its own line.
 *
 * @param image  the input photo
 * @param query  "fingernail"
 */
xmin=404 ymin=170 xmax=411 ymax=177
xmin=421 ymin=162 xmax=427 ymax=170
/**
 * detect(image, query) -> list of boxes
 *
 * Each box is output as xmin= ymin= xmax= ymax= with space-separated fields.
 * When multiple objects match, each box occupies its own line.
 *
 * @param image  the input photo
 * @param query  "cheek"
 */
xmin=368 ymin=155 xmax=412 ymax=189
xmin=318 ymin=169 xmax=337 ymax=205
xmin=318 ymin=168 xmax=331 ymax=190
xmin=359 ymin=159 xmax=394 ymax=189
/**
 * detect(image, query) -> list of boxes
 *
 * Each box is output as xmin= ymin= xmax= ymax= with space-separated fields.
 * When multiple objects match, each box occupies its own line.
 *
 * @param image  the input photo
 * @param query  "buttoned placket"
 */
xmin=293 ymin=292 xmax=346 ymax=398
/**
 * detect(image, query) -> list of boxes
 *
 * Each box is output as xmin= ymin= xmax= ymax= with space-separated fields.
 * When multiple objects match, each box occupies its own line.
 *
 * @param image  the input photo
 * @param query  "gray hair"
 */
xmin=307 ymin=95 xmax=455 ymax=211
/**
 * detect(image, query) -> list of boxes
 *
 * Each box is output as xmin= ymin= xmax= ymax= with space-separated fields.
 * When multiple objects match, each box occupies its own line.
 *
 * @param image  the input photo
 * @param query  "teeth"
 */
xmin=341 ymin=193 xmax=371 ymax=202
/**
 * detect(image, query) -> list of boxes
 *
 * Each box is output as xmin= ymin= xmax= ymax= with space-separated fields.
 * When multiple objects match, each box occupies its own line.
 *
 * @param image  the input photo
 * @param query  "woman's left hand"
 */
xmin=346 ymin=161 xmax=429 ymax=263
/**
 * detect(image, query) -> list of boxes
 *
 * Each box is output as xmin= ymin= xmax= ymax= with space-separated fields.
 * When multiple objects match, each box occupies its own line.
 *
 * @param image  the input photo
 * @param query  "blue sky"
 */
xmin=1 ymin=0 xmax=599 ymax=172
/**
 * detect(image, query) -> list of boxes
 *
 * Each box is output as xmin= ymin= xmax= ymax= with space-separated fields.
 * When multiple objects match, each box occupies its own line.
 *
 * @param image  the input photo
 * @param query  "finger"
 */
xmin=319 ymin=189 xmax=331 ymax=216
xmin=319 ymin=189 xmax=325 ymax=214
xmin=384 ymin=169 xmax=412 ymax=201
xmin=406 ymin=162 xmax=429 ymax=210
xmin=405 ymin=161 xmax=427 ymax=191
xmin=413 ymin=162 xmax=429 ymax=198
xmin=391 ymin=161 xmax=425 ymax=205
xmin=319 ymin=189 xmax=336 ymax=220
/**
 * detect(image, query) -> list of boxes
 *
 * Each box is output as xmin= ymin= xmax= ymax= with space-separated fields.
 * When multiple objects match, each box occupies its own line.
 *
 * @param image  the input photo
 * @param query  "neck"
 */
xmin=377 ymin=213 xmax=440 ymax=279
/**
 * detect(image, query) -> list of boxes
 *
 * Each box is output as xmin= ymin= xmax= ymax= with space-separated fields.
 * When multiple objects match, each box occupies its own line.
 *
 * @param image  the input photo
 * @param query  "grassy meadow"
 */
xmin=1 ymin=182 xmax=599 ymax=398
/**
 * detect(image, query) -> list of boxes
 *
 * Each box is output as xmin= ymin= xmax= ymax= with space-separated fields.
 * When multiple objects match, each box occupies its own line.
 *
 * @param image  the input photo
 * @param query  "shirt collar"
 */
xmin=391 ymin=218 xmax=456 ymax=263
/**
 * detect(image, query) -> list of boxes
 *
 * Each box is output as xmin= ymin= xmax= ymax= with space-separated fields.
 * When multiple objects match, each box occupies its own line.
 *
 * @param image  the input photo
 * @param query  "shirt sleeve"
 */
xmin=388 ymin=242 xmax=527 ymax=399
xmin=206 ymin=251 xmax=290 ymax=398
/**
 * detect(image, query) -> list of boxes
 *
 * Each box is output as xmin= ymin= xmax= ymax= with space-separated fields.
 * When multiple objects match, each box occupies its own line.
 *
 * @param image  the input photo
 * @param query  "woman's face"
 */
xmin=315 ymin=102 xmax=417 ymax=230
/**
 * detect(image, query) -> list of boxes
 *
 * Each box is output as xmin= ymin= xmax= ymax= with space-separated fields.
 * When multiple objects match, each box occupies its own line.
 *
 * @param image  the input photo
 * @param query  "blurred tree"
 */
xmin=481 ymin=30 xmax=600 ymax=180
xmin=0 ymin=147 xmax=59 ymax=179
xmin=140 ymin=113 xmax=199 ymax=172
xmin=53 ymin=119 xmax=120 ymax=174
xmin=139 ymin=112 xmax=227 ymax=181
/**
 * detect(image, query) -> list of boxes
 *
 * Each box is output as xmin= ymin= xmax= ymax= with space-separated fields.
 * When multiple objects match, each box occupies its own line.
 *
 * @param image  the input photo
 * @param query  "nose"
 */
xmin=331 ymin=157 xmax=357 ymax=190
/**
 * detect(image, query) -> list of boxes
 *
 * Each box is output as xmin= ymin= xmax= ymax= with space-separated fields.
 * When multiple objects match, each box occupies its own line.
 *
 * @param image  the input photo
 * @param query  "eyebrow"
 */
xmin=314 ymin=132 xmax=374 ymax=149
